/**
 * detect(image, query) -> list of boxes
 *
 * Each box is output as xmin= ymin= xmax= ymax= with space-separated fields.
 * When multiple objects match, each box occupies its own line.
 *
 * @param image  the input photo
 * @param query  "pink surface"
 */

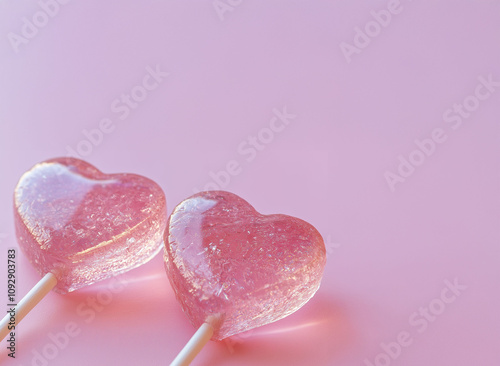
xmin=0 ymin=1 xmax=499 ymax=365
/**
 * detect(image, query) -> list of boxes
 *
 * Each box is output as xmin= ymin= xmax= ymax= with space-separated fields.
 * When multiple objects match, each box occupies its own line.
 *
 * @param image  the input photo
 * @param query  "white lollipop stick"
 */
xmin=0 ymin=272 xmax=57 ymax=341
xmin=170 ymin=322 xmax=214 ymax=366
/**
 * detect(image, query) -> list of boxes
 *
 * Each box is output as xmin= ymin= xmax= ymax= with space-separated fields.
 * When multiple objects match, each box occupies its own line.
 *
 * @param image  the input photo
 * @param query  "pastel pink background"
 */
xmin=1 ymin=1 xmax=499 ymax=365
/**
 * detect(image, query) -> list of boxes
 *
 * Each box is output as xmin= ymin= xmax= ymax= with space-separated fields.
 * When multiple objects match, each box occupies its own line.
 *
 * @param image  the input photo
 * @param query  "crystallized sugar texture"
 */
xmin=164 ymin=191 xmax=326 ymax=340
xmin=14 ymin=158 xmax=167 ymax=293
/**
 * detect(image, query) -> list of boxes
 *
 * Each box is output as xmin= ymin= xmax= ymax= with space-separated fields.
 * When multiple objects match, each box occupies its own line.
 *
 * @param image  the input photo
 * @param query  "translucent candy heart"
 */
xmin=164 ymin=191 xmax=326 ymax=340
xmin=14 ymin=158 xmax=167 ymax=294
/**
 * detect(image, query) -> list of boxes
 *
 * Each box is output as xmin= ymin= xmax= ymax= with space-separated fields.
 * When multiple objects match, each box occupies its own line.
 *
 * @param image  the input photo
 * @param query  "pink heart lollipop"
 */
xmin=165 ymin=191 xmax=326 ymax=365
xmin=0 ymin=157 xmax=167 ymax=340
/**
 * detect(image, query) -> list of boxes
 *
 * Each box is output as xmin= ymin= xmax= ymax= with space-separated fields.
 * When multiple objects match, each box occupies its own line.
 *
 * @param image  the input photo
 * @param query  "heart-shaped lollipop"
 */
xmin=0 ymin=157 xmax=167 ymax=341
xmin=165 ymin=191 xmax=326 ymax=352
xmin=14 ymin=157 xmax=167 ymax=293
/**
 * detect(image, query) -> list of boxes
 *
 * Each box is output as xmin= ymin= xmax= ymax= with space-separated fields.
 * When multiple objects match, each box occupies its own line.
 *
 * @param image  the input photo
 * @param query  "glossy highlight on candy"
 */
xmin=164 ymin=191 xmax=326 ymax=340
xmin=14 ymin=158 xmax=167 ymax=293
